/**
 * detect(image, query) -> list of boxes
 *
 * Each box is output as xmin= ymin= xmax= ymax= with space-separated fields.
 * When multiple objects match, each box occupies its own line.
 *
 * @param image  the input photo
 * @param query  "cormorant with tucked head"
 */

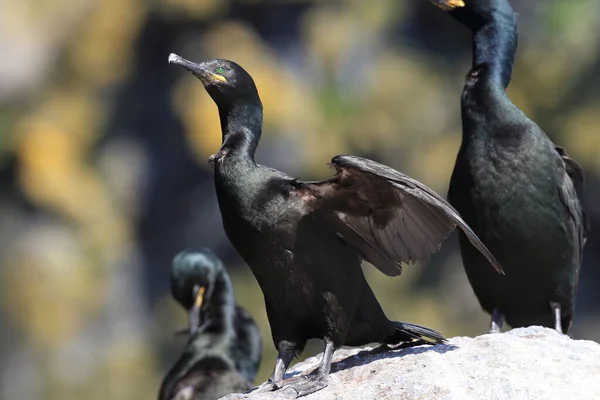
xmin=158 ymin=249 xmax=262 ymax=400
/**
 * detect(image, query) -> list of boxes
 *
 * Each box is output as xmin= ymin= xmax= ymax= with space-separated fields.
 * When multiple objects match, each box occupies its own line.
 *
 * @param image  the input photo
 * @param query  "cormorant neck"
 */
xmin=201 ymin=268 xmax=236 ymax=332
xmin=471 ymin=14 xmax=517 ymax=89
xmin=218 ymin=101 xmax=262 ymax=161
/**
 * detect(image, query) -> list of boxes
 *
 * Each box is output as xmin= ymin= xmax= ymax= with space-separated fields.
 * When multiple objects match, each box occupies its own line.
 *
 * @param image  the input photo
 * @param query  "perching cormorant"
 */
xmin=168 ymin=54 xmax=502 ymax=397
xmin=429 ymin=0 xmax=588 ymax=334
xmin=159 ymin=249 xmax=262 ymax=400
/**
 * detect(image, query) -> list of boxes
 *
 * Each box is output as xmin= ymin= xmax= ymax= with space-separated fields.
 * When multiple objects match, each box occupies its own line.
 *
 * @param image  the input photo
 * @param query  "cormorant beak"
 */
xmin=188 ymin=285 xmax=206 ymax=335
xmin=168 ymin=53 xmax=227 ymax=84
xmin=428 ymin=0 xmax=465 ymax=10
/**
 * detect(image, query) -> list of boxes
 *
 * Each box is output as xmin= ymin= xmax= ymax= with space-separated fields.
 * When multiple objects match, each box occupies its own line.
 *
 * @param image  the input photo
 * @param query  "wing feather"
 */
xmin=301 ymin=155 xmax=503 ymax=276
xmin=555 ymin=146 xmax=589 ymax=259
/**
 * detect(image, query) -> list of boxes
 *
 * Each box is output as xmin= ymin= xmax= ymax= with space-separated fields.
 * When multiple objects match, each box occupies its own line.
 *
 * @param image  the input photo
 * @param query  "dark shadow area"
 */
xmin=282 ymin=341 xmax=458 ymax=380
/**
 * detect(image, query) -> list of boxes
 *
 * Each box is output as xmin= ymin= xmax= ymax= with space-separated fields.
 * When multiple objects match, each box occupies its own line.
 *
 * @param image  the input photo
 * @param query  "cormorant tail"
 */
xmin=391 ymin=321 xmax=446 ymax=344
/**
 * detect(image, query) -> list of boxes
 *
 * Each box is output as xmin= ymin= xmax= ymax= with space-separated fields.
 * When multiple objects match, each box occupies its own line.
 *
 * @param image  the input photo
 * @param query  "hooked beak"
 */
xmin=169 ymin=53 xmax=227 ymax=84
xmin=188 ymin=285 xmax=206 ymax=335
xmin=428 ymin=0 xmax=465 ymax=10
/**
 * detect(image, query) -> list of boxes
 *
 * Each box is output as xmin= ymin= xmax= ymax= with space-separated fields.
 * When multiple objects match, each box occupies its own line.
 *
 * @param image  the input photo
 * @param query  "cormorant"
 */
xmin=428 ymin=0 xmax=588 ymax=334
xmin=159 ymin=249 xmax=262 ymax=400
xmin=168 ymin=54 xmax=502 ymax=397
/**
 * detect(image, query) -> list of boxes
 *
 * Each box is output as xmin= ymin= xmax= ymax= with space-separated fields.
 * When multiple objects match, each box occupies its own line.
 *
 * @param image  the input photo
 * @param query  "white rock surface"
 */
xmin=221 ymin=327 xmax=600 ymax=400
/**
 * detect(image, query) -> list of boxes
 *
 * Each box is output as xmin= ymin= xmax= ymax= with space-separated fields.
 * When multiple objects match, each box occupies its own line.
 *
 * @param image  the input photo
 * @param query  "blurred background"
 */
xmin=0 ymin=0 xmax=599 ymax=398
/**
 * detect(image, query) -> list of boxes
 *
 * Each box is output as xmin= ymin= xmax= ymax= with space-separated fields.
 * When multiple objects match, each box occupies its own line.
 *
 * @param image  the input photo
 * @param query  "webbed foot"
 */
xmin=279 ymin=371 xmax=328 ymax=398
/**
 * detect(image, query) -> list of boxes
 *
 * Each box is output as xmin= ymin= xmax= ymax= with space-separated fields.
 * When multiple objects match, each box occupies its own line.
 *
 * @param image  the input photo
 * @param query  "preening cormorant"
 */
xmin=168 ymin=54 xmax=502 ymax=397
xmin=159 ymin=249 xmax=262 ymax=400
xmin=429 ymin=0 xmax=588 ymax=334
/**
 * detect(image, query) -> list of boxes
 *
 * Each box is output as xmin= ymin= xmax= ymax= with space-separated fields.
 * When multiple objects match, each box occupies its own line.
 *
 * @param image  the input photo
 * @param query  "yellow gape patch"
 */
xmin=433 ymin=0 xmax=466 ymax=10
xmin=448 ymin=0 xmax=466 ymax=7
xmin=195 ymin=286 xmax=206 ymax=309
xmin=210 ymin=74 xmax=227 ymax=83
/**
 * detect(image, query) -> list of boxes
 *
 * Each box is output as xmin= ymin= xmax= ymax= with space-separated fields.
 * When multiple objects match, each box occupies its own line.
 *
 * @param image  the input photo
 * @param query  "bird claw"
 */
xmin=279 ymin=375 xmax=328 ymax=398
xmin=392 ymin=339 xmax=430 ymax=349
xmin=247 ymin=371 xmax=327 ymax=398
xmin=246 ymin=379 xmax=280 ymax=394
xmin=280 ymin=386 xmax=300 ymax=398
xmin=368 ymin=344 xmax=393 ymax=355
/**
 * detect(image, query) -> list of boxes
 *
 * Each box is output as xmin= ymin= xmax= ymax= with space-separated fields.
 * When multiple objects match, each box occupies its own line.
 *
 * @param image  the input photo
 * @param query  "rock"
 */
xmin=221 ymin=327 xmax=600 ymax=400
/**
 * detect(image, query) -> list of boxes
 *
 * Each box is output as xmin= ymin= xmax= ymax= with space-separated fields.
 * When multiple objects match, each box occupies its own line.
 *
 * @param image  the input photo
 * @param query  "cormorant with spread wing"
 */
xmin=168 ymin=53 xmax=502 ymax=397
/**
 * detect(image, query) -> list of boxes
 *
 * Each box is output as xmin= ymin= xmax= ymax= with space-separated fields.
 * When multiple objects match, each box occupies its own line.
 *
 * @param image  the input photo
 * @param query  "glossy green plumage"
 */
xmin=437 ymin=0 xmax=588 ymax=333
xmin=159 ymin=249 xmax=262 ymax=400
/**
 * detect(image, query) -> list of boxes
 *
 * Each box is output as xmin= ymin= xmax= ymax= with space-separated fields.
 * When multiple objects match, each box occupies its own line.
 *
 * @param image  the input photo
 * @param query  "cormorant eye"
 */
xmin=216 ymin=67 xmax=225 ymax=74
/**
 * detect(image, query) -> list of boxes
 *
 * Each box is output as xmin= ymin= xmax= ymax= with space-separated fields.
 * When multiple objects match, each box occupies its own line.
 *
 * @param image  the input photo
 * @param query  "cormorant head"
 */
xmin=170 ymin=248 xmax=223 ymax=335
xmin=169 ymin=54 xmax=260 ymax=108
xmin=428 ymin=0 xmax=515 ymax=31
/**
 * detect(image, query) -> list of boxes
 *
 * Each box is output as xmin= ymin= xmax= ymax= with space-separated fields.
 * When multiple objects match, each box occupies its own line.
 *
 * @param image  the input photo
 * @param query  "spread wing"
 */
xmin=555 ymin=146 xmax=589 ymax=259
xmin=299 ymin=155 xmax=502 ymax=276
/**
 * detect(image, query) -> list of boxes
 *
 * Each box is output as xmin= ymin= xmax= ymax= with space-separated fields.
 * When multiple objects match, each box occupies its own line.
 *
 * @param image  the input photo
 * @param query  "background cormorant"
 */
xmin=168 ymin=54 xmax=502 ymax=397
xmin=429 ymin=0 xmax=589 ymax=334
xmin=159 ymin=249 xmax=262 ymax=399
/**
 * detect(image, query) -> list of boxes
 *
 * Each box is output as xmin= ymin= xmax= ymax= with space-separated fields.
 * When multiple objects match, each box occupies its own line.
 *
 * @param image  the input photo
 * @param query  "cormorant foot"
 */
xmin=488 ymin=308 xmax=504 ymax=333
xmin=246 ymin=379 xmax=281 ymax=394
xmin=280 ymin=372 xmax=328 ymax=398
xmin=393 ymin=339 xmax=430 ymax=349
xmin=277 ymin=337 xmax=332 ymax=397
xmin=488 ymin=325 xmax=502 ymax=334
xmin=368 ymin=344 xmax=392 ymax=355
xmin=550 ymin=302 xmax=563 ymax=334
xmin=357 ymin=340 xmax=428 ymax=359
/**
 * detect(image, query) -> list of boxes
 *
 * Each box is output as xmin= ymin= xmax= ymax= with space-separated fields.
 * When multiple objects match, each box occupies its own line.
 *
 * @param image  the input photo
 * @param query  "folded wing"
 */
xmin=555 ymin=146 xmax=589 ymax=258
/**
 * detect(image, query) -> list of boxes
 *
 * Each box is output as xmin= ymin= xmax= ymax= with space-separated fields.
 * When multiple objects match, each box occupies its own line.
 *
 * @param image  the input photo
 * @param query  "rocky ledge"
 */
xmin=221 ymin=326 xmax=600 ymax=400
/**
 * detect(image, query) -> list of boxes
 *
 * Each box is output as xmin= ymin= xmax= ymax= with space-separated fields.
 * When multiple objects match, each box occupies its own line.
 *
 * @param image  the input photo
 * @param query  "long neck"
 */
xmin=471 ymin=13 xmax=517 ymax=90
xmin=460 ymin=11 xmax=518 ymax=132
xmin=218 ymin=102 xmax=262 ymax=161
xmin=201 ymin=268 xmax=236 ymax=334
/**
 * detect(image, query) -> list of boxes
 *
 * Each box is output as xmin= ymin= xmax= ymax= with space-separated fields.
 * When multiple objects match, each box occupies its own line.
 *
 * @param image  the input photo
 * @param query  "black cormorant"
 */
xmin=159 ymin=249 xmax=262 ymax=400
xmin=429 ymin=0 xmax=588 ymax=334
xmin=168 ymin=54 xmax=502 ymax=397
